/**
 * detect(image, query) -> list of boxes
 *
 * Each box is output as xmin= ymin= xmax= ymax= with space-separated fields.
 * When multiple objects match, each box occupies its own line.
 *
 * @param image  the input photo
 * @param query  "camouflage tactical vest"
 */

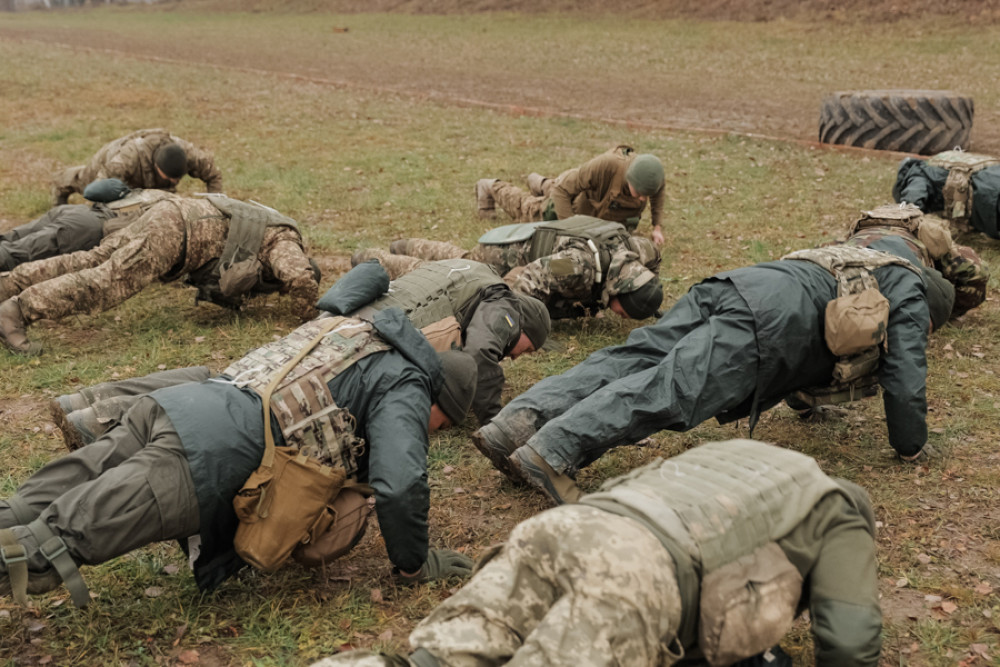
xmin=222 ymin=317 xmax=391 ymax=478
xmin=581 ymin=440 xmax=841 ymax=654
xmin=926 ymin=150 xmax=1000 ymax=229
xmin=781 ymin=245 xmax=919 ymax=407
xmin=528 ymin=215 xmax=630 ymax=276
xmin=364 ymin=259 xmax=505 ymax=330
xmin=97 ymin=188 xmax=175 ymax=234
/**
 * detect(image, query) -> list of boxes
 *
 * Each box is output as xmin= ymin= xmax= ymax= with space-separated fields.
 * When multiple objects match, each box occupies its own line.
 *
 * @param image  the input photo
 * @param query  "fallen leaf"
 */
xmin=441 ymin=465 xmax=454 ymax=474
xmin=38 ymin=657 xmax=52 ymax=665
xmin=378 ymin=630 xmax=393 ymax=641
xmin=177 ymin=649 xmax=200 ymax=664
xmin=163 ymin=564 xmax=180 ymax=575
xmin=970 ymin=644 xmax=990 ymax=658
xmin=917 ymin=553 xmax=932 ymax=565
xmin=941 ymin=600 xmax=958 ymax=614
xmin=974 ymin=581 xmax=994 ymax=595
xmin=144 ymin=586 xmax=163 ymax=598
xmin=895 ymin=577 xmax=909 ymax=588
xmin=370 ymin=588 xmax=383 ymax=604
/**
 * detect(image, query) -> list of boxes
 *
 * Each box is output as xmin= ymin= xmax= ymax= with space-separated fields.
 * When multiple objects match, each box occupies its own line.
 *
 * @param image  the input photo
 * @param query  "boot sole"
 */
xmin=470 ymin=431 xmax=522 ymax=484
xmin=49 ymin=400 xmax=86 ymax=452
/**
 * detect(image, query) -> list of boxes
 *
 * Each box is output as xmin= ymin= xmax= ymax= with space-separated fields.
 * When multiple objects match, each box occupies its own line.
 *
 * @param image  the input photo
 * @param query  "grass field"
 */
xmin=0 ymin=6 xmax=999 ymax=667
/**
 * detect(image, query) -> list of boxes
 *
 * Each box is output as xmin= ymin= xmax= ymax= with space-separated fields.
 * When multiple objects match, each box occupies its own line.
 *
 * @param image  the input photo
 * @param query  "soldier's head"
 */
xmin=512 ymin=293 xmax=551 ymax=357
xmin=627 ymin=236 xmax=661 ymax=272
xmin=612 ymin=278 xmax=663 ymax=320
xmin=625 ymin=154 xmax=665 ymax=199
xmin=922 ymin=266 xmax=956 ymax=332
xmin=153 ymin=143 xmax=188 ymax=184
xmin=430 ymin=350 xmax=478 ymax=430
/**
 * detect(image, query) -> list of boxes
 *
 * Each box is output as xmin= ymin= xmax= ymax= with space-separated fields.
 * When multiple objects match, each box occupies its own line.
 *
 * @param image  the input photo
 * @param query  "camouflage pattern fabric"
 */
xmin=9 ymin=196 xmax=317 ymax=323
xmin=353 ymin=248 xmax=429 ymax=281
xmin=51 ymin=128 xmax=223 ymax=205
xmin=490 ymin=180 xmax=552 ymax=222
xmin=843 ymin=224 xmax=988 ymax=319
xmin=407 ymin=504 xmax=682 ymax=666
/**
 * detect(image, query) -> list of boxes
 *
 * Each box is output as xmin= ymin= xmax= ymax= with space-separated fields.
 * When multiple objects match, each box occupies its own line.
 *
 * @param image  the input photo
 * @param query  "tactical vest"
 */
xmin=527 ymin=215 xmax=631 ymax=279
xmin=364 ymin=259 xmax=505 ymax=330
xmin=581 ymin=440 xmax=841 ymax=654
xmin=97 ymin=188 xmax=175 ymax=234
xmin=782 ymin=245 xmax=920 ymax=407
xmin=926 ymin=150 xmax=1000 ymax=228
xmin=222 ymin=317 xmax=390 ymax=478
xmin=849 ymin=204 xmax=951 ymax=263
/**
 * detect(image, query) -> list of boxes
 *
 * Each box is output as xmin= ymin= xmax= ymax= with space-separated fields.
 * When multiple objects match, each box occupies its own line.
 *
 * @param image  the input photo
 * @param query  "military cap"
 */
xmin=625 ymin=154 xmax=665 ymax=197
xmin=922 ymin=266 xmax=956 ymax=331
xmin=514 ymin=292 xmax=551 ymax=350
xmin=82 ymin=178 xmax=131 ymax=203
xmin=617 ymin=278 xmax=663 ymax=320
xmin=436 ymin=350 xmax=478 ymax=425
xmin=154 ymin=143 xmax=188 ymax=179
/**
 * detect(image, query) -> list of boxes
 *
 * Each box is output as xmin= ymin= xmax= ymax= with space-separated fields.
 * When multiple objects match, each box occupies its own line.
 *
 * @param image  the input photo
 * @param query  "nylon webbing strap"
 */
xmin=7 ymin=495 xmax=35 ymax=525
xmin=26 ymin=520 xmax=90 ymax=608
xmin=0 ymin=528 xmax=28 ymax=605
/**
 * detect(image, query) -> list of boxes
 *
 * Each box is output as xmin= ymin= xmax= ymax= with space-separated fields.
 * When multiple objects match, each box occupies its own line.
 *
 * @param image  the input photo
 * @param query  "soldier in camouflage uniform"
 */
xmin=0 ymin=193 xmax=319 ymax=355
xmin=353 ymin=216 xmax=664 ymax=321
xmin=476 ymin=146 xmax=667 ymax=245
xmin=311 ymin=440 xmax=882 ymax=667
xmin=51 ymin=128 xmax=223 ymax=206
xmin=472 ymin=228 xmax=960 ymax=504
xmin=839 ymin=203 xmax=988 ymax=319
xmin=0 ymin=181 xmax=174 ymax=271
xmin=0 ymin=309 xmax=478 ymax=606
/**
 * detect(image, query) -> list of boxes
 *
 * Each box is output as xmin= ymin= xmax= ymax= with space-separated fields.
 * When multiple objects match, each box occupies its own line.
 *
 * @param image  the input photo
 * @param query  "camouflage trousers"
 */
xmin=410 ymin=504 xmax=683 ymax=666
xmin=50 ymin=165 xmax=100 ymax=206
xmin=387 ymin=239 xmax=530 ymax=277
xmin=491 ymin=181 xmax=551 ymax=223
xmin=8 ymin=205 xmax=189 ymax=323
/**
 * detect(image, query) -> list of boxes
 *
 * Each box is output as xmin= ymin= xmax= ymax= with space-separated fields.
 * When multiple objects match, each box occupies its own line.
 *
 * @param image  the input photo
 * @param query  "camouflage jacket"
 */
xmin=84 ymin=128 xmax=223 ymax=193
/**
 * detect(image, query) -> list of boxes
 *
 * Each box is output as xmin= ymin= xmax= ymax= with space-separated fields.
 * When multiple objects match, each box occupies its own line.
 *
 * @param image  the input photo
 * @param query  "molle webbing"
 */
xmin=781 ymin=245 xmax=918 ymax=297
xmin=927 ymin=151 xmax=1000 ymax=223
xmin=222 ymin=317 xmax=389 ymax=477
xmin=528 ymin=216 xmax=630 ymax=272
xmin=367 ymin=259 xmax=503 ymax=329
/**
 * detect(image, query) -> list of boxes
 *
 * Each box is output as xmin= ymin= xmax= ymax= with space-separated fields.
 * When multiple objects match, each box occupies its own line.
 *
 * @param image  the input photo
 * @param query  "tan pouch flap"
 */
xmin=824 ymin=288 xmax=889 ymax=357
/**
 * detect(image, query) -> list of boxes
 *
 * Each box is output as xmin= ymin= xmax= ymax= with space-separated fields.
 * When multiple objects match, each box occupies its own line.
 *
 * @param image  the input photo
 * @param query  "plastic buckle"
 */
xmin=39 ymin=536 xmax=68 ymax=563
xmin=0 ymin=544 xmax=27 ymax=566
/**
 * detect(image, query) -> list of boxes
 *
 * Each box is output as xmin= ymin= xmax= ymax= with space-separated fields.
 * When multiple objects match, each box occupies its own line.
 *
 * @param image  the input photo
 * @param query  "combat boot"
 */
xmin=526 ymin=172 xmax=549 ymax=196
xmin=471 ymin=422 xmax=522 ymax=482
xmin=508 ymin=445 xmax=582 ymax=505
xmin=475 ymin=179 xmax=498 ymax=220
xmin=50 ymin=400 xmax=100 ymax=452
xmin=0 ymin=299 xmax=40 ymax=356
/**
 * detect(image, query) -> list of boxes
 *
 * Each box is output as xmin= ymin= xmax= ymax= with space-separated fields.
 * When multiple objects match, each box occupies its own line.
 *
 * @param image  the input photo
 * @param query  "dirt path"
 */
xmin=4 ymin=22 xmax=998 ymax=157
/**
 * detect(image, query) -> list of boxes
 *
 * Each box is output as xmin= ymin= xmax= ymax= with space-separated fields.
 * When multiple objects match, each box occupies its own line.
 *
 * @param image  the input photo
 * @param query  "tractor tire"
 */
xmin=819 ymin=90 xmax=974 ymax=155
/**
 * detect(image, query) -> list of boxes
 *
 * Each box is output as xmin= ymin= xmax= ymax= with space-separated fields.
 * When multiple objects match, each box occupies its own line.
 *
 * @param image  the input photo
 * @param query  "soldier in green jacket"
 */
xmin=0 ymin=309 xmax=478 ymax=606
xmin=310 ymin=440 xmax=882 ymax=667
xmin=51 ymin=128 xmax=224 ymax=206
xmin=49 ymin=259 xmax=550 ymax=447
xmin=472 ymin=229 xmax=959 ymax=504
xmin=353 ymin=216 xmax=663 ymax=320
xmin=476 ymin=146 xmax=666 ymax=245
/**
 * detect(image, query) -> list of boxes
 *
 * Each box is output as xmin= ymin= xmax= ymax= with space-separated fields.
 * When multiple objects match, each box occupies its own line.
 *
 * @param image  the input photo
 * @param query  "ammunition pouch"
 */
xmin=927 ymin=151 xmax=1000 ymax=231
xmin=698 ymin=542 xmax=803 ymax=667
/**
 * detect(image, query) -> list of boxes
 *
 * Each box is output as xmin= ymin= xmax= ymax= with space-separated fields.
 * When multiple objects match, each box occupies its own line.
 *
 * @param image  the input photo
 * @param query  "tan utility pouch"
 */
xmin=292 ymin=486 xmax=374 ymax=567
xmin=233 ymin=449 xmax=346 ymax=571
xmin=420 ymin=316 xmax=463 ymax=352
xmin=916 ymin=216 xmax=954 ymax=260
xmin=219 ymin=257 xmax=263 ymax=298
xmin=698 ymin=542 xmax=803 ymax=667
xmin=824 ymin=288 xmax=889 ymax=357
xmin=233 ymin=317 xmax=352 ymax=572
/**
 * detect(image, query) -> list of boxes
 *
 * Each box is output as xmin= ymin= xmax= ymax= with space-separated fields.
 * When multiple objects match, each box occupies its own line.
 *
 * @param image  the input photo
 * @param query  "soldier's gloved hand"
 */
xmin=395 ymin=549 xmax=474 ymax=584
